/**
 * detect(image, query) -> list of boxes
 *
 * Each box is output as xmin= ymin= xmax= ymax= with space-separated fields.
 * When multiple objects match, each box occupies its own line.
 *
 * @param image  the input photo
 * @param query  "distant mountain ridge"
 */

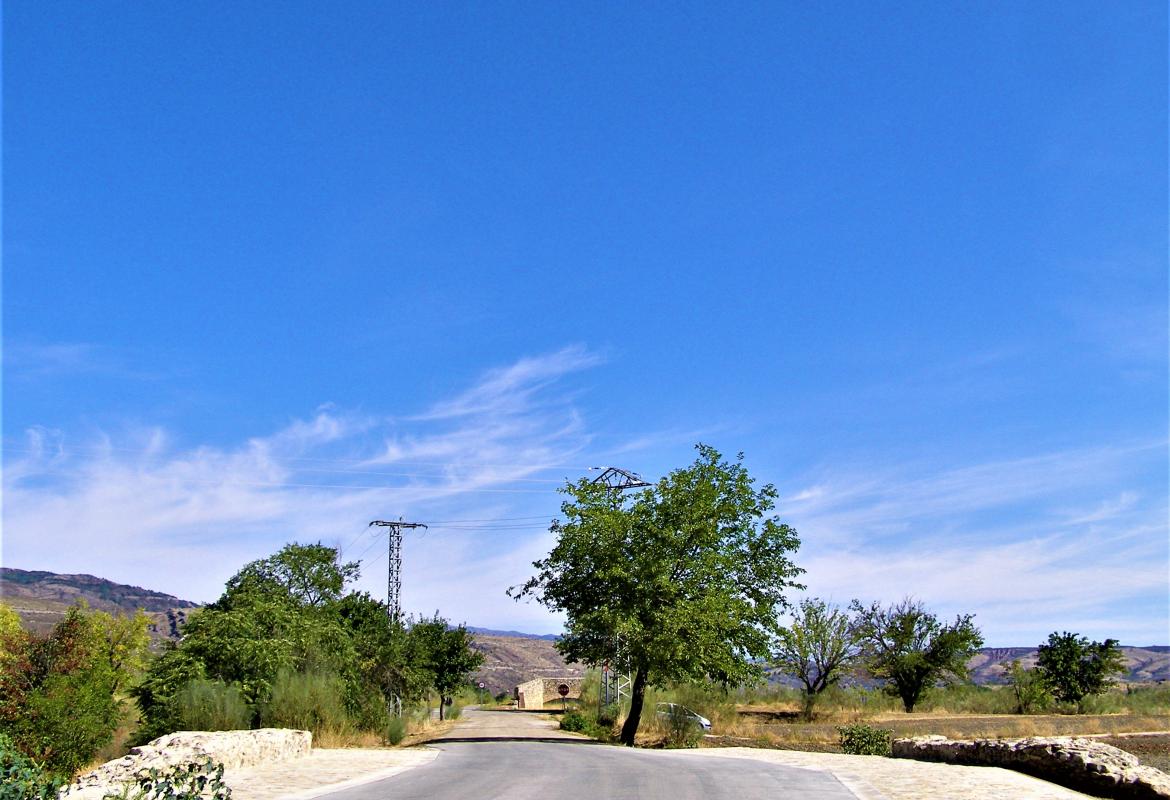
xmin=2 ymin=567 xmax=1165 ymax=686
xmin=467 ymin=625 xmax=559 ymax=641
xmin=0 ymin=567 xmax=198 ymax=643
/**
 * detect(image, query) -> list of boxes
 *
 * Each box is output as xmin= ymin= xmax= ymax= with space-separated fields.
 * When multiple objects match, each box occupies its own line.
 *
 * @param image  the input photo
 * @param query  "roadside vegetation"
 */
xmin=0 ymin=543 xmax=484 ymax=785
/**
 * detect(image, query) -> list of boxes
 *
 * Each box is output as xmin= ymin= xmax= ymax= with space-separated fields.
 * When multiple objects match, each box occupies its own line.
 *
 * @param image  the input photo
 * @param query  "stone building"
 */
xmin=514 ymin=676 xmax=584 ymax=709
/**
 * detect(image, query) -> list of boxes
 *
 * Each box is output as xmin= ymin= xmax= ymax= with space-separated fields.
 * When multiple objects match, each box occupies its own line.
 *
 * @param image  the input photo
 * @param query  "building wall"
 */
xmin=514 ymin=676 xmax=584 ymax=709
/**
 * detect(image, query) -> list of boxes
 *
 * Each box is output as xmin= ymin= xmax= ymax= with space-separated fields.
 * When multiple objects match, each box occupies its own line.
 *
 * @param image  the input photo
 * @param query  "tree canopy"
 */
xmin=850 ymin=597 xmax=983 ymax=713
xmin=1035 ymin=631 xmax=1125 ymax=711
xmin=409 ymin=615 xmax=484 ymax=720
xmin=512 ymin=445 xmax=804 ymax=745
xmin=134 ymin=542 xmax=483 ymax=741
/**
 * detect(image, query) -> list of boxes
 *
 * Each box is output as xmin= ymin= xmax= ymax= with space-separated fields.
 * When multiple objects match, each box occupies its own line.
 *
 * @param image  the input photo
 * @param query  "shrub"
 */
xmin=385 ymin=717 xmax=407 ymax=746
xmin=597 ymin=703 xmax=620 ymax=727
xmin=261 ymin=671 xmax=347 ymax=735
xmin=837 ymin=724 xmax=892 ymax=756
xmin=0 ymin=733 xmax=63 ymax=800
xmin=170 ymin=679 xmax=251 ymax=732
xmin=559 ymin=711 xmax=588 ymax=732
xmin=1006 ymin=660 xmax=1051 ymax=714
xmin=103 ymin=756 xmax=231 ymax=800
xmin=663 ymin=706 xmax=703 ymax=749
xmin=1 ymin=607 xmax=123 ymax=779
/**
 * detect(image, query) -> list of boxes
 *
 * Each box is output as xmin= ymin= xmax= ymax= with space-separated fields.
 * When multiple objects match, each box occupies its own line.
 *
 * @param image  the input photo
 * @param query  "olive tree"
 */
xmin=850 ymin=597 xmax=983 ymax=713
xmin=773 ymin=598 xmax=859 ymax=719
xmin=511 ymin=445 xmax=804 ymax=745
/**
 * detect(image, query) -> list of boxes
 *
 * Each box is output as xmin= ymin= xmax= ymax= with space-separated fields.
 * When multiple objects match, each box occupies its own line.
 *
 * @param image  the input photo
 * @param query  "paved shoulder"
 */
xmin=226 ymin=747 xmax=438 ymax=800
xmin=689 ymin=747 xmax=1096 ymax=800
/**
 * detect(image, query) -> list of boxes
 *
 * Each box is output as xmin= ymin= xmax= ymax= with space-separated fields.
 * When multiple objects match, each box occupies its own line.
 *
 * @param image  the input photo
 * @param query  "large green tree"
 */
xmin=134 ymin=543 xmax=365 ymax=739
xmin=850 ymin=597 xmax=983 ymax=713
xmin=512 ymin=445 xmax=804 ymax=745
xmin=1034 ymin=631 xmax=1125 ymax=711
xmin=773 ymin=598 xmax=859 ymax=719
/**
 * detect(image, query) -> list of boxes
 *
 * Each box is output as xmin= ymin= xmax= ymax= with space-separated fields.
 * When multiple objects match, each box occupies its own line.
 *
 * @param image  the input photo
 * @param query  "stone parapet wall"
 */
xmin=892 ymin=735 xmax=1170 ymax=800
xmin=62 ymin=729 xmax=312 ymax=800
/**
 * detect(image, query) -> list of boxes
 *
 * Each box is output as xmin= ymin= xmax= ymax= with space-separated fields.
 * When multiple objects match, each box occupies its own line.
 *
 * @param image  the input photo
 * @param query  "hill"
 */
xmin=0 ymin=567 xmax=198 ymax=644
xmin=469 ymin=633 xmax=584 ymax=695
xmin=2 ymin=568 xmax=1165 ymax=688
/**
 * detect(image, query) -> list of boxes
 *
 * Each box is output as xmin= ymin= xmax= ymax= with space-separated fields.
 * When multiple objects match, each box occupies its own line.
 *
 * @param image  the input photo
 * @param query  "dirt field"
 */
xmin=721 ymin=710 xmax=1170 ymax=773
xmin=1099 ymin=734 xmax=1170 ymax=773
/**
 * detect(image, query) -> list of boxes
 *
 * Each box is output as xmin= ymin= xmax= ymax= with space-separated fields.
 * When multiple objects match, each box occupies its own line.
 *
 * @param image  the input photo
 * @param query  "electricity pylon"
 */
xmin=368 ymin=518 xmax=427 ymax=620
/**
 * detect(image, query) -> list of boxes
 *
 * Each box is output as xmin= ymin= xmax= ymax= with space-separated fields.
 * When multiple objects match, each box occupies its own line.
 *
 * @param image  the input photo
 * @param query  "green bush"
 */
xmin=0 ymin=733 xmax=63 ymax=800
xmin=597 ymin=703 xmax=620 ymax=727
xmin=559 ymin=711 xmax=588 ymax=732
xmin=385 ymin=717 xmax=407 ymax=746
xmin=1006 ymin=661 xmax=1051 ymax=714
xmin=170 ymin=679 xmax=251 ymax=732
xmin=261 ymin=671 xmax=347 ymax=735
xmin=663 ymin=706 xmax=703 ymax=749
xmin=1 ymin=608 xmax=123 ymax=778
xmin=102 ymin=756 xmax=231 ymax=800
xmin=837 ymin=724 xmax=892 ymax=756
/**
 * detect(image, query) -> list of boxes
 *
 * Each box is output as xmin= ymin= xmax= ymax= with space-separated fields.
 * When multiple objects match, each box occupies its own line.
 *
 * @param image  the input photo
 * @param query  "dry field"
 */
xmin=710 ymin=705 xmax=1170 ymax=772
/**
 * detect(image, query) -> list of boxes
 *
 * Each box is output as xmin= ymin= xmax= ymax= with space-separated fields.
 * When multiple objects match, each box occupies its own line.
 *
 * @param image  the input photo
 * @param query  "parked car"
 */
xmin=654 ymin=702 xmax=711 ymax=731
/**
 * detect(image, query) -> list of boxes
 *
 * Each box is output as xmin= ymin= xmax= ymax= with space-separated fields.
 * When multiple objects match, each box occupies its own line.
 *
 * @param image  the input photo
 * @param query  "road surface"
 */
xmin=321 ymin=709 xmax=861 ymax=800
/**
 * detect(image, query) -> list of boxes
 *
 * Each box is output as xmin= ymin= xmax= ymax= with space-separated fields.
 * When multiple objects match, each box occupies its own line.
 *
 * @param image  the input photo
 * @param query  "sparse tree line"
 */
xmin=514 ymin=444 xmax=1136 ymax=746
xmin=0 ymin=543 xmax=483 ymax=784
xmin=773 ymin=596 xmax=1126 ymax=719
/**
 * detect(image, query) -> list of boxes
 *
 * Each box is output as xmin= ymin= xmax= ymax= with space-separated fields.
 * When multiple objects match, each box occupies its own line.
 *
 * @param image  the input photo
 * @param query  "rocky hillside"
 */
xmin=469 ymin=632 xmax=584 ymax=696
xmin=0 ymin=567 xmax=198 ymax=644
xmin=966 ymin=644 xmax=1170 ymax=684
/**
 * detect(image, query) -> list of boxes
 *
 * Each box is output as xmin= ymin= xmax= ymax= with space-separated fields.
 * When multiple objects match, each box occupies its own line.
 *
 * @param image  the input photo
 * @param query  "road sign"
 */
xmin=557 ymin=684 xmax=570 ymax=697
xmin=478 ymin=682 xmax=485 ymax=689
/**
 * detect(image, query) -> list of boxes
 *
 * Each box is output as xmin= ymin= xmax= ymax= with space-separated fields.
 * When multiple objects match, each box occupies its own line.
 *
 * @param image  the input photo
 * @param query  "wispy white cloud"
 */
xmin=1 ymin=350 xmax=601 ymax=622
xmin=416 ymin=345 xmax=602 ymax=422
xmin=781 ymin=442 xmax=1169 ymax=645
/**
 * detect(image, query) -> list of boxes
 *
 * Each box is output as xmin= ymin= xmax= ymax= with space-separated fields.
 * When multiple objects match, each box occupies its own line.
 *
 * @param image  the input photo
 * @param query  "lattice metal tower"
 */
xmin=588 ymin=467 xmax=649 ymax=710
xmin=368 ymin=518 xmax=427 ymax=620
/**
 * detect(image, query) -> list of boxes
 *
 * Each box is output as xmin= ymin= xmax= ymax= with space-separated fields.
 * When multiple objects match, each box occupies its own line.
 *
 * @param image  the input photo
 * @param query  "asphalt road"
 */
xmin=321 ymin=710 xmax=859 ymax=800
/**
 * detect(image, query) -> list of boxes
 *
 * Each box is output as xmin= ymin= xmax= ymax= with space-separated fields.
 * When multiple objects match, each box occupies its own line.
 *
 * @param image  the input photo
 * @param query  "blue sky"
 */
xmin=3 ymin=2 xmax=1166 ymax=646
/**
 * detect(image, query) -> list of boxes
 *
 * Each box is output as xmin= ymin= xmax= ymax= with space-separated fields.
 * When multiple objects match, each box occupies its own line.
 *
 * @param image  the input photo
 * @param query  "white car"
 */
xmin=655 ymin=702 xmax=711 ymax=731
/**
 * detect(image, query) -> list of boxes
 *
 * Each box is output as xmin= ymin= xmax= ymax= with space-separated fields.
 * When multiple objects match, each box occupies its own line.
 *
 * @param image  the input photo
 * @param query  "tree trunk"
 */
xmin=619 ymin=668 xmax=649 ymax=747
xmin=801 ymin=691 xmax=816 ymax=721
xmin=439 ymin=696 xmax=446 ymax=721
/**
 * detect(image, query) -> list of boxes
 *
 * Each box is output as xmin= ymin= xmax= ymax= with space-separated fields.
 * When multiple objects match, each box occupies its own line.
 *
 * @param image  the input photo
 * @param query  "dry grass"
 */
xmin=718 ymin=707 xmax=1170 ymax=753
xmin=401 ymin=718 xmax=458 ymax=746
xmin=311 ymin=727 xmax=385 ymax=748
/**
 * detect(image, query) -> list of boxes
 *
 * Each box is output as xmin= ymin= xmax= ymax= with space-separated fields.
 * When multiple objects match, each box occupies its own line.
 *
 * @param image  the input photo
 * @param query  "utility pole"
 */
xmin=588 ymin=467 xmax=649 ymax=708
xmin=368 ymin=518 xmax=427 ymax=621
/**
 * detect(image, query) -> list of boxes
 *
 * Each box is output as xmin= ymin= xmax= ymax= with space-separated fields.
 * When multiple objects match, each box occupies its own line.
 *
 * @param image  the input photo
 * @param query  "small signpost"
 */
xmin=558 ymin=683 xmax=570 ymax=711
